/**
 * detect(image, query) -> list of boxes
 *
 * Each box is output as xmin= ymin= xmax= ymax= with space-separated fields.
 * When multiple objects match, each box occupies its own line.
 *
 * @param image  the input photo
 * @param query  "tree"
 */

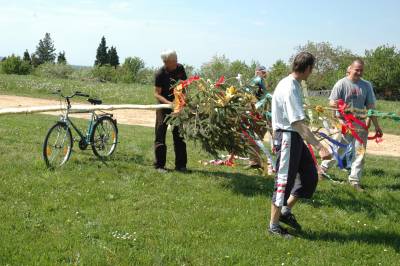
xmin=108 ymin=46 xmax=119 ymax=68
xmin=363 ymin=45 xmax=400 ymax=97
xmin=292 ymin=41 xmax=357 ymax=89
xmin=57 ymin=51 xmax=67 ymax=64
xmin=95 ymin=36 xmax=109 ymax=66
xmin=266 ymin=59 xmax=290 ymax=90
xmin=120 ymin=56 xmax=145 ymax=83
xmin=200 ymin=55 xmax=231 ymax=81
xmin=35 ymin=33 xmax=56 ymax=65
xmin=31 ymin=53 xmax=40 ymax=68
xmin=23 ymin=49 xmax=31 ymax=64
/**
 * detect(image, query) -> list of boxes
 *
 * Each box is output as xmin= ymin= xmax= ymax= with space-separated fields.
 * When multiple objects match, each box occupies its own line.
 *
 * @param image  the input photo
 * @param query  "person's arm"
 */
xmin=365 ymin=83 xmax=382 ymax=135
xmin=292 ymin=120 xmax=331 ymax=159
xmin=367 ymin=103 xmax=382 ymax=135
xmin=154 ymin=86 xmax=172 ymax=104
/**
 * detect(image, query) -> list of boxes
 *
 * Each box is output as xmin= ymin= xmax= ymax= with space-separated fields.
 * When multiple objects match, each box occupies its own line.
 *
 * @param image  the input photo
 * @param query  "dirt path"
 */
xmin=1 ymin=94 xmax=399 ymax=157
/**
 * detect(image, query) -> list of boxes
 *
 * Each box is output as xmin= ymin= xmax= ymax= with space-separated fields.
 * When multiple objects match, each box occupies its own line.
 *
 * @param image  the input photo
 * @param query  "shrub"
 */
xmin=33 ymin=62 xmax=74 ymax=79
xmin=1 ymin=55 xmax=31 ymax=75
xmin=91 ymin=64 xmax=118 ymax=82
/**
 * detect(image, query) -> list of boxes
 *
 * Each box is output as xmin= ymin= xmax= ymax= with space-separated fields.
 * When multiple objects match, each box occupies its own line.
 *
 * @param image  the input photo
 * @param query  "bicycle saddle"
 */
xmin=88 ymin=98 xmax=102 ymax=105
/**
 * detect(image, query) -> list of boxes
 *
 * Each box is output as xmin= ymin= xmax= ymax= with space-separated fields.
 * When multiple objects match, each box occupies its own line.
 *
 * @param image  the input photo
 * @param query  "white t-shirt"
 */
xmin=271 ymin=75 xmax=305 ymax=131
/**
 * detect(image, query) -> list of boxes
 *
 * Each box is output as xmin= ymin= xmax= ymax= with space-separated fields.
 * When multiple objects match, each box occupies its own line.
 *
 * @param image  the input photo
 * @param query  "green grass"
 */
xmin=0 ymin=74 xmax=155 ymax=105
xmin=0 ymin=114 xmax=399 ymax=265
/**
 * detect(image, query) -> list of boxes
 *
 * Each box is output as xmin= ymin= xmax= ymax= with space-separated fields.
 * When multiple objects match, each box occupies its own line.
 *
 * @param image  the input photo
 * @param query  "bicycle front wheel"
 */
xmin=91 ymin=116 xmax=118 ymax=159
xmin=43 ymin=122 xmax=73 ymax=168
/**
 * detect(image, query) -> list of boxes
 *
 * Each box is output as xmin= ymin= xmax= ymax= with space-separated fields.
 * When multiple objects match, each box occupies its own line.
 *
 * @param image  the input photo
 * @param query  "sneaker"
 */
xmin=156 ymin=168 xmax=168 ymax=174
xmin=279 ymin=212 xmax=302 ymax=231
xmin=244 ymin=164 xmax=262 ymax=170
xmin=268 ymin=225 xmax=293 ymax=239
xmin=175 ymin=167 xmax=191 ymax=173
xmin=349 ymin=181 xmax=364 ymax=192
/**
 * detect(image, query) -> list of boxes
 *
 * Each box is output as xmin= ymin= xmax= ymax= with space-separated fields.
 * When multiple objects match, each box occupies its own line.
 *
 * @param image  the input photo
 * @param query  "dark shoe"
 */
xmin=268 ymin=225 xmax=293 ymax=239
xmin=279 ymin=212 xmax=302 ymax=231
xmin=244 ymin=164 xmax=261 ymax=170
xmin=175 ymin=167 xmax=191 ymax=173
xmin=156 ymin=168 xmax=168 ymax=174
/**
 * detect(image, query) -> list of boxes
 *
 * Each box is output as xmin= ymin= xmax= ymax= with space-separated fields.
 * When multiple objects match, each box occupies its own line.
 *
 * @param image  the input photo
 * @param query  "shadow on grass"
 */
xmin=301 ymin=229 xmax=400 ymax=252
xmin=306 ymin=187 xmax=400 ymax=219
xmin=192 ymin=169 xmax=275 ymax=197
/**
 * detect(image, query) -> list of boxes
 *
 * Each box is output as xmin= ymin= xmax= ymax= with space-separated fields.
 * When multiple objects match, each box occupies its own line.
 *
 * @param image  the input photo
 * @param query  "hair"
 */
xmin=160 ymin=50 xmax=177 ymax=62
xmin=351 ymin=58 xmax=365 ymax=66
xmin=292 ymin=52 xmax=315 ymax=73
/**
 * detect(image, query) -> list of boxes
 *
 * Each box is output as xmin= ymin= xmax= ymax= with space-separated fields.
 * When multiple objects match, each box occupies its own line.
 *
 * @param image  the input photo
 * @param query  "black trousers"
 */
xmin=154 ymin=109 xmax=187 ymax=169
xmin=271 ymin=130 xmax=318 ymax=207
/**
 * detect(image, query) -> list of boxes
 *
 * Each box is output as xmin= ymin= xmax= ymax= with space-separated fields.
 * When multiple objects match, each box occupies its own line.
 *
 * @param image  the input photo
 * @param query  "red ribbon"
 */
xmin=215 ymin=76 xmax=225 ymax=88
xmin=180 ymin=75 xmax=200 ymax=88
xmin=368 ymin=131 xmax=383 ymax=143
xmin=308 ymin=144 xmax=318 ymax=166
xmin=337 ymin=99 xmax=368 ymax=144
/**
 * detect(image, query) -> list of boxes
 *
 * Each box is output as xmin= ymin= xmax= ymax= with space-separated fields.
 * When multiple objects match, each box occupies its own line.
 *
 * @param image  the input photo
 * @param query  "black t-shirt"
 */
xmin=154 ymin=64 xmax=187 ymax=102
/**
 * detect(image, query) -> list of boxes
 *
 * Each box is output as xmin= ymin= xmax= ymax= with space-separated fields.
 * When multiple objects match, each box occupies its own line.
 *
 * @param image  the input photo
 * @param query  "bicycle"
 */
xmin=43 ymin=90 xmax=118 ymax=168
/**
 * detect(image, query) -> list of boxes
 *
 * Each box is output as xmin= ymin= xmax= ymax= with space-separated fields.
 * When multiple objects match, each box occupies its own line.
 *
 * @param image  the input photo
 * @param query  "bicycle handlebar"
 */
xmin=51 ymin=90 xmax=90 ymax=99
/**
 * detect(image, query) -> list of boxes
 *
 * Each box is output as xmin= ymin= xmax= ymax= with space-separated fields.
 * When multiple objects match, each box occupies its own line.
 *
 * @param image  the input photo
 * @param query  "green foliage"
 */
xmin=266 ymin=59 xmax=290 ymax=90
xmin=95 ymin=36 xmax=109 ymax=66
xmin=108 ymin=46 xmax=119 ymax=68
xmin=293 ymin=41 xmax=357 ymax=90
xmin=91 ymin=64 xmax=118 ymax=82
xmin=1 ymin=54 xmax=31 ymax=75
xmin=57 ymin=51 xmax=67 ymax=64
xmin=364 ymin=45 xmax=400 ymax=97
xmin=35 ymin=32 xmax=56 ymax=65
xmin=200 ymin=55 xmax=256 ymax=81
xmin=33 ymin=62 xmax=73 ymax=79
xmin=168 ymin=78 xmax=266 ymax=159
xmin=23 ymin=49 xmax=31 ymax=64
xmin=119 ymin=56 xmax=145 ymax=83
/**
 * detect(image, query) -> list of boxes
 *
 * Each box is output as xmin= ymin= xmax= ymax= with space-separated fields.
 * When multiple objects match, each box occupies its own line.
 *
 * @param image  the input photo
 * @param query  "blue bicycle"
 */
xmin=43 ymin=90 xmax=118 ymax=168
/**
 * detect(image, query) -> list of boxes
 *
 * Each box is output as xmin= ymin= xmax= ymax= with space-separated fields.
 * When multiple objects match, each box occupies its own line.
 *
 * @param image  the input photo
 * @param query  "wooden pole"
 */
xmin=0 ymin=104 xmax=173 ymax=116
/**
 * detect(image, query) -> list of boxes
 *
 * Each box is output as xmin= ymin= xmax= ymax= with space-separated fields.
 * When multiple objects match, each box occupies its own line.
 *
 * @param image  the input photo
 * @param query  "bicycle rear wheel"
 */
xmin=91 ymin=116 xmax=118 ymax=159
xmin=43 ymin=122 xmax=73 ymax=168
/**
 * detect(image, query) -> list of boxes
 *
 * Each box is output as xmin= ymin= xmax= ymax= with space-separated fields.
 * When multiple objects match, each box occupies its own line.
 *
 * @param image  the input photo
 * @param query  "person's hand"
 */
xmin=375 ymin=126 xmax=383 ymax=137
xmin=318 ymin=146 xmax=331 ymax=160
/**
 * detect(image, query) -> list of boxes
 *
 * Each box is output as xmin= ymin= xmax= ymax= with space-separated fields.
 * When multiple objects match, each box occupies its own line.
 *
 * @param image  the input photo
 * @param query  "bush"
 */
xmin=91 ymin=64 xmax=118 ymax=82
xmin=200 ymin=55 xmax=256 ymax=82
xmin=33 ymin=62 xmax=74 ymax=79
xmin=118 ymin=57 xmax=145 ymax=83
xmin=1 ymin=55 xmax=31 ymax=75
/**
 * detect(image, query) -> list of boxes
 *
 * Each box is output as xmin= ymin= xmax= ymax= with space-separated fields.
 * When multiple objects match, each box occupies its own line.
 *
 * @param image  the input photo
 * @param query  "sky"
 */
xmin=1 ymin=0 xmax=400 ymax=68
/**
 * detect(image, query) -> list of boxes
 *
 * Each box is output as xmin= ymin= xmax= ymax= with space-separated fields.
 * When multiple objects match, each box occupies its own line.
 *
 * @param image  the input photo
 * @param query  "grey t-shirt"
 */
xmin=271 ymin=75 xmax=305 ymax=131
xmin=329 ymin=77 xmax=376 ymax=109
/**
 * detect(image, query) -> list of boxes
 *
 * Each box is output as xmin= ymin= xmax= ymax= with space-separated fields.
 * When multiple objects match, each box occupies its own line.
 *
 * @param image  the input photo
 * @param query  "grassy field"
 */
xmin=0 ymin=114 xmax=399 ymax=265
xmin=0 ymin=74 xmax=155 ymax=105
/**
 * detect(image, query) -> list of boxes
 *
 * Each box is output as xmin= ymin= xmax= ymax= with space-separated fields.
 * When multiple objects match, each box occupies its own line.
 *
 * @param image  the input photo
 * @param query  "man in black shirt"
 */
xmin=154 ymin=50 xmax=188 ymax=173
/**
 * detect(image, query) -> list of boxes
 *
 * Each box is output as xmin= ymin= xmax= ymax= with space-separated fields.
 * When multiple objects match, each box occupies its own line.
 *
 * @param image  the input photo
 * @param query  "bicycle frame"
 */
xmin=60 ymin=108 xmax=97 ymax=145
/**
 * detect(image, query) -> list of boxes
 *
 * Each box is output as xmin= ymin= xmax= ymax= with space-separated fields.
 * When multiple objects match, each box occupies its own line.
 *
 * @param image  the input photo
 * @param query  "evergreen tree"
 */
xmin=57 ymin=51 xmax=67 ymax=64
xmin=108 ymin=46 xmax=119 ymax=68
xmin=35 ymin=32 xmax=56 ymax=65
xmin=23 ymin=49 xmax=31 ymax=64
xmin=31 ymin=53 xmax=40 ymax=68
xmin=95 ymin=36 xmax=109 ymax=66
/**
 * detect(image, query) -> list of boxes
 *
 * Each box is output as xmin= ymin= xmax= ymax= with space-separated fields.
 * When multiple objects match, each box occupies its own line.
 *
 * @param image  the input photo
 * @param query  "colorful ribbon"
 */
xmin=337 ymin=99 xmax=369 ymax=144
xmin=317 ymin=132 xmax=353 ymax=169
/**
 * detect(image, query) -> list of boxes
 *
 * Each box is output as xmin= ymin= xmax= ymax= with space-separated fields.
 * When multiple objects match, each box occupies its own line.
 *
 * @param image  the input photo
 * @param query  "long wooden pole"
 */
xmin=0 ymin=104 xmax=173 ymax=116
